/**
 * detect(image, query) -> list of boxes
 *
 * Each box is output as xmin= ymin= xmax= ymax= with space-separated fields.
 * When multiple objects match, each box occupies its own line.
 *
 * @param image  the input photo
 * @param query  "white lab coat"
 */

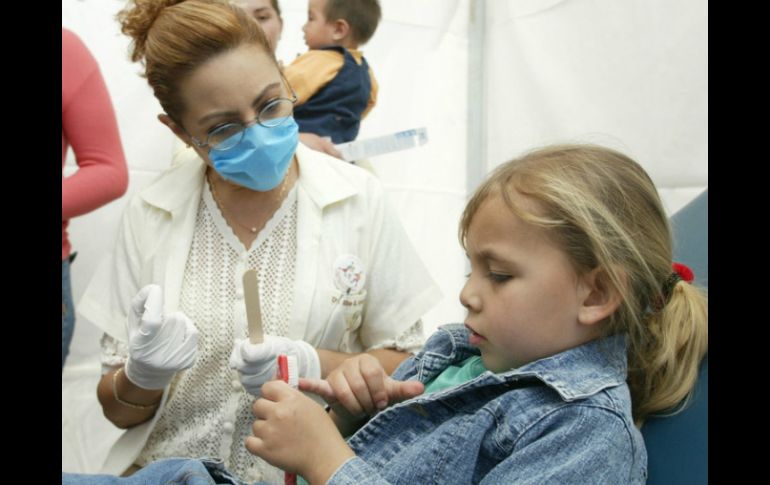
xmin=78 ymin=143 xmax=442 ymax=474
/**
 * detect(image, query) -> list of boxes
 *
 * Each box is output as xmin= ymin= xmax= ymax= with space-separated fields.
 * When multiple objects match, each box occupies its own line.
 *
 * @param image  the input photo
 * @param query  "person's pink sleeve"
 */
xmin=62 ymin=29 xmax=128 ymax=220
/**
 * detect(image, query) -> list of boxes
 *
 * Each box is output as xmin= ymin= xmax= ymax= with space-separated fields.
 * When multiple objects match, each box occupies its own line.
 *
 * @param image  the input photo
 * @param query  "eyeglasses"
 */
xmin=189 ymin=83 xmax=298 ymax=152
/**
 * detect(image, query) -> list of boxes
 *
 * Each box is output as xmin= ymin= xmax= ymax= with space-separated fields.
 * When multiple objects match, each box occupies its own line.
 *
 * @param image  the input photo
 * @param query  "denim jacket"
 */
xmin=330 ymin=324 xmax=647 ymax=484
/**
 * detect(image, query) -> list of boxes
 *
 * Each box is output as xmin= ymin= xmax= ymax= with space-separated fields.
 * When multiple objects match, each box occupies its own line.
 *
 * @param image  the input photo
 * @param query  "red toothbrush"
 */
xmin=277 ymin=354 xmax=298 ymax=485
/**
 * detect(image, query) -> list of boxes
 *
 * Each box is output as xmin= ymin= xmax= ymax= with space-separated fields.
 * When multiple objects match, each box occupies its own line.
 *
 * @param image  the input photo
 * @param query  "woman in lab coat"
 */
xmin=79 ymin=0 xmax=441 ymax=482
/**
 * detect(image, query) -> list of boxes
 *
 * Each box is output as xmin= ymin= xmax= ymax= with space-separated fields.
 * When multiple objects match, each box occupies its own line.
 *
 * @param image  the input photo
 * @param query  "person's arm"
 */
xmin=292 ymin=405 xmax=638 ymax=485
xmin=62 ymin=30 xmax=128 ymax=219
xmin=247 ymin=381 xmax=355 ymax=485
xmin=96 ymin=367 xmax=162 ymax=429
xmin=317 ymin=347 xmax=408 ymax=377
xmin=95 ymin=285 xmax=198 ymax=429
xmin=301 ymin=353 xmax=424 ymax=436
xmin=248 ymin=374 xmax=423 ymax=485
xmin=230 ymin=341 xmax=410 ymax=399
xmin=84 ymin=197 xmax=147 ymax=427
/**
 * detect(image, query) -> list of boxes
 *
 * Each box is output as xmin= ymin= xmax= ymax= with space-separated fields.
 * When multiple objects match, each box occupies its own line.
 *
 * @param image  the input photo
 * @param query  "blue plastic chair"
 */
xmin=641 ymin=189 xmax=708 ymax=485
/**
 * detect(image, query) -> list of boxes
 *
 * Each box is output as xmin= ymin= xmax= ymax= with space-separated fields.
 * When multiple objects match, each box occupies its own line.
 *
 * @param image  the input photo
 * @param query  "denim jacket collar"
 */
xmin=412 ymin=324 xmax=628 ymax=402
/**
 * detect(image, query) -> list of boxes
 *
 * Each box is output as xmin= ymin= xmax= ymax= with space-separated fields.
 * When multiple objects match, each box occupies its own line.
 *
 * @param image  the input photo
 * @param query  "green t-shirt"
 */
xmin=423 ymin=356 xmax=487 ymax=394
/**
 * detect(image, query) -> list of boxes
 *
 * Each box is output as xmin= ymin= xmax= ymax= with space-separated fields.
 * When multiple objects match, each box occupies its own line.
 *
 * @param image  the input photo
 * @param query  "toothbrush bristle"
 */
xmin=277 ymin=354 xmax=299 ymax=388
xmin=285 ymin=355 xmax=298 ymax=388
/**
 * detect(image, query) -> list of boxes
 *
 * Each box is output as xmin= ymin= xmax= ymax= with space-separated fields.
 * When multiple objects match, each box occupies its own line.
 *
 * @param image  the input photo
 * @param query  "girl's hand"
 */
xmin=300 ymin=353 xmax=425 ymax=419
xmin=246 ymin=380 xmax=354 ymax=483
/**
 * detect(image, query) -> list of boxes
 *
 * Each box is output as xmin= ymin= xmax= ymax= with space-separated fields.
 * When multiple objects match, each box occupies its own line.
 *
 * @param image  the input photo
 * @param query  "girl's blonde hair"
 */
xmin=118 ymin=0 xmax=274 ymax=122
xmin=460 ymin=144 xmax=708 ymax=424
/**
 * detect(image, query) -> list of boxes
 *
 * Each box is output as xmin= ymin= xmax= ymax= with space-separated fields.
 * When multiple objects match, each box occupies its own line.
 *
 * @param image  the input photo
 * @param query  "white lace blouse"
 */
xmin=101 ymin=178 xmax=425 ymax=482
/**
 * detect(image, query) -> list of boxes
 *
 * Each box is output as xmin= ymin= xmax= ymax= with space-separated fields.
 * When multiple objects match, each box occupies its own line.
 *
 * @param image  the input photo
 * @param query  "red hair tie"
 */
xmin=661 ymin=262 xmax=695 ymax=306
xmin=671 ymin=262 xmax=695 ymax=283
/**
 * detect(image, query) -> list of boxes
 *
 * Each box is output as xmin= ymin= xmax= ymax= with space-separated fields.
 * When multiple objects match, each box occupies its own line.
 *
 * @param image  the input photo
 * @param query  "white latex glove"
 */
xmin=229 ymin=335 xmax=321 ymax=396
xmin=124 ymin=284 xmax=199 ymax=390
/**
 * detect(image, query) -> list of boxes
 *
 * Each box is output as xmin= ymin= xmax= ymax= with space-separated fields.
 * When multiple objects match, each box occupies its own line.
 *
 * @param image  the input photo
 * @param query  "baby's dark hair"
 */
xmin=325 ymin=0 xmax=381 ymax=45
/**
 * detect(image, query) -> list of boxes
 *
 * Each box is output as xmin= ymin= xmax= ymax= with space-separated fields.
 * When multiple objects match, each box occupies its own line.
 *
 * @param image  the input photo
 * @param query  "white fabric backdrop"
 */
xmin=62 ymin=0 xmax=706 ymax=473
xmin=485 ymin=0 xmax=708 ymax=209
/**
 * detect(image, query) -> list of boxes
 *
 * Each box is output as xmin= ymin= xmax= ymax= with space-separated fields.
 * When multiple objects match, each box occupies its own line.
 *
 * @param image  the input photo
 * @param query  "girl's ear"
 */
xmin=158 ymin=114 xmax=192 ymax=146
xmin=577 ymin=267 xmax=623 ymax=326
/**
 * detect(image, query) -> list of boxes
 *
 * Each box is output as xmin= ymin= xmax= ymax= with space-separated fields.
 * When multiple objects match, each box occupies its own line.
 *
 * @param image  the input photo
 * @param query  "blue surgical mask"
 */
xmin=209 ymin=117 xmax=299 ymax=192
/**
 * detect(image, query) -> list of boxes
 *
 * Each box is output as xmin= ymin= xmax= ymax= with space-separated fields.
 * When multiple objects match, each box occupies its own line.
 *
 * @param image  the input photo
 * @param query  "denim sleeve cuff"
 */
xmin=327 ymin=456 xmax=390 ymax=485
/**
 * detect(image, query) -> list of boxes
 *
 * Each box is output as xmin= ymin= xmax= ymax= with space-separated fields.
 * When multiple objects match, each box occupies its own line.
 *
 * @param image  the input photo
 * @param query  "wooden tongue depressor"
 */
xmin=242 ymin=269 xmax=264 ymax=344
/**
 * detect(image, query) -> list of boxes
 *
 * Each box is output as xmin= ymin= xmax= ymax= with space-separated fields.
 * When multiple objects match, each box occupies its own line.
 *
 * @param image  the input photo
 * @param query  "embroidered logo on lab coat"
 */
xmin=333 ymin=254 xmax=366 ymax=294
xmin=331 ymin=254 xmax=367 ymax=338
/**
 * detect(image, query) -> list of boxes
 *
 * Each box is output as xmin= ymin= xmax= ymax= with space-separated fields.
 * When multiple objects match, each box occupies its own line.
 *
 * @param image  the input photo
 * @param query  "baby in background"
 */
xmin=284 ymin=0 xmax=381 ymax=144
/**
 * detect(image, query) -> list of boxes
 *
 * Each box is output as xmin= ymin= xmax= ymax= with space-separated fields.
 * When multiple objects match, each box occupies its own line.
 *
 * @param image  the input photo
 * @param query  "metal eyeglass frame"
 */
xmin=187 ymin=77 xmax=298 ymax=152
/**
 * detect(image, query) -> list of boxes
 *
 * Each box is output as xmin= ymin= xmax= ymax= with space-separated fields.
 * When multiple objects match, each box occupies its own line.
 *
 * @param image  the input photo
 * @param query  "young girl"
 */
xmin=247 ymin=143 xmax=708 ymax=484
xmin=62 ymin=144 xmax=707 ymax=484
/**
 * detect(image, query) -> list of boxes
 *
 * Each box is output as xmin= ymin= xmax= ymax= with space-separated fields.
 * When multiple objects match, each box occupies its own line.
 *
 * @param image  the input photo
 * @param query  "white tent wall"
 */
xmin=62 ymin=0 xmax=706 ymax=473
xmin=484 ymin=0 xmax=708 ymax=210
